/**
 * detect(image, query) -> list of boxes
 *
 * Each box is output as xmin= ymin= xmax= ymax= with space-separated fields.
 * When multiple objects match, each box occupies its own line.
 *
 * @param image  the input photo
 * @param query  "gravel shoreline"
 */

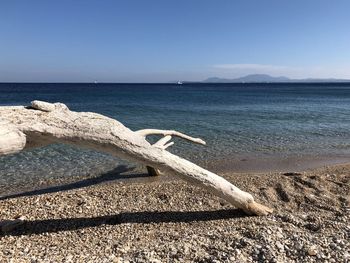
xmin=0 ymin=164 xmax=349 ymax=262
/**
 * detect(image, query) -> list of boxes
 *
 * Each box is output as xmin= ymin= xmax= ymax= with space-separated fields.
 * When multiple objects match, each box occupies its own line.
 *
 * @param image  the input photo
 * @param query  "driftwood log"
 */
xmin=0 ymin=101 xmax=273 ymax=216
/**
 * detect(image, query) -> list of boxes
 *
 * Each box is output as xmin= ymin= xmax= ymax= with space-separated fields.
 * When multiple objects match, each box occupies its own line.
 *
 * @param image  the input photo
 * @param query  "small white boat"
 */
xmin=177 ymin=81 xmax=183 ymax=85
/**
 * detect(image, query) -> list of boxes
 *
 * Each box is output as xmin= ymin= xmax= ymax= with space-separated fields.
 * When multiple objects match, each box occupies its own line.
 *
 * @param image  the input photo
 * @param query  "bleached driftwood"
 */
xmin=146 ymin=135 xmax=174 ymax=176
xmin=0 ymin=101 xmax=273 ymax=216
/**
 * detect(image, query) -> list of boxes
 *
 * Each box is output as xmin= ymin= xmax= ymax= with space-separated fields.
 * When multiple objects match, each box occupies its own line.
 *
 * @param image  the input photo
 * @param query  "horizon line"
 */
xmin=1 ymin=81 xmax=350 ymax=84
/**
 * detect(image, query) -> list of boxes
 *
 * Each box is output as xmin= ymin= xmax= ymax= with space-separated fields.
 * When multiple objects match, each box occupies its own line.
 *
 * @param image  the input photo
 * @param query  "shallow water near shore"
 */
xmin=1 ymin=82 xmax=350 ymax=195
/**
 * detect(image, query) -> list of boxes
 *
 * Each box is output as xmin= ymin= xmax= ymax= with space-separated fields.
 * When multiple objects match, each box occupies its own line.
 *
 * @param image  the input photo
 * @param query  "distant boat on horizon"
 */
xmin=177 ymin=81 xmax=183 ymax=85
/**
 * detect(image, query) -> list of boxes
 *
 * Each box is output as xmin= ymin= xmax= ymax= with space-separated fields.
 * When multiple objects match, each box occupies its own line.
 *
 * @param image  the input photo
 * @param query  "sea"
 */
xmin=1 ymin=82 xmax=350 ymax=196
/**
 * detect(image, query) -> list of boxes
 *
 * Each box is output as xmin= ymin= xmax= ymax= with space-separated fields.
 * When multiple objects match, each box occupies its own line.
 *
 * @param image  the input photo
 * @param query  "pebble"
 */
xmin=149 ymin=258 xmax=161 ymax=263
xmin=307 ymin=245 xmax=318 ymax=256
xmin=275 ymin=242 xmax=284 ymax=251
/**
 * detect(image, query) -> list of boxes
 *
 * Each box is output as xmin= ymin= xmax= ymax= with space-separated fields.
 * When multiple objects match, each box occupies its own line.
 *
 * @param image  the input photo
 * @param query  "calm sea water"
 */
xmin=1 ymin=83 xmax=350 ymax=195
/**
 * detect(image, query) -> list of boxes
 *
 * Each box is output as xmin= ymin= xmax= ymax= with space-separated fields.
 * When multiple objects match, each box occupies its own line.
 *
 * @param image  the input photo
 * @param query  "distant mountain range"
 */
xmin=201 ymin=74 xmax=350 ymax=83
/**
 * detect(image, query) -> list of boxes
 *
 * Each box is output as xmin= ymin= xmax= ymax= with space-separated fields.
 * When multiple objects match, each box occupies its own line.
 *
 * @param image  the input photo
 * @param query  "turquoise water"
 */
xmin=1 ymin=83 xmax=350 ymax=195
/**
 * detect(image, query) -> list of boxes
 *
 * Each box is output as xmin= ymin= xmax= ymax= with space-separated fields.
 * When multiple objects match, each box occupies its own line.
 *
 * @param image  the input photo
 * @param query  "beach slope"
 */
xmin=0 ymin=164 xmax=349 ymax=262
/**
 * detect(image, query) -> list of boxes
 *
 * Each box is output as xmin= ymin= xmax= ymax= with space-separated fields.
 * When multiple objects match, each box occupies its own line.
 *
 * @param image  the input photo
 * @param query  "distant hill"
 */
xmin=203 ymin=74 xmax=350 ymax=83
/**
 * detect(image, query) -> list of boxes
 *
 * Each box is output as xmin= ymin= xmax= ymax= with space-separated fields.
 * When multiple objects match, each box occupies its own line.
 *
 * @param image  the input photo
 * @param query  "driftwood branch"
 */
xmin=0 ymin=101 xmax=273 ymax=216
xmin=146 ymin=135 xmax=173 ymax=176
xmin=136 ymin=129 xmax=206 ymax=145
xmin=153 ymin=135 xmax=173 ymax=150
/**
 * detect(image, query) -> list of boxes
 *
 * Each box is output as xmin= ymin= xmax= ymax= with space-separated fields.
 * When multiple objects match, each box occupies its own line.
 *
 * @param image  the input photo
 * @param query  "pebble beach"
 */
xmin=0 ymin=163 xmax=349 ymax=262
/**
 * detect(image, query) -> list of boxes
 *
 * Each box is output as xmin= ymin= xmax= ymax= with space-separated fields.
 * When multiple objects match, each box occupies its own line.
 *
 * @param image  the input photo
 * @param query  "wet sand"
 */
xmin=205 ymin=154 xmax=350 ymax=174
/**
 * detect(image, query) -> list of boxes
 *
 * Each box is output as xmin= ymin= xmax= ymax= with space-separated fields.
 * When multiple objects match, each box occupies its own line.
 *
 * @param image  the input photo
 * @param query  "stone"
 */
xmin=276 ymin=242 xmax=284 ymax=251
xmin=307 ymin=245 xmax=318 ymax=256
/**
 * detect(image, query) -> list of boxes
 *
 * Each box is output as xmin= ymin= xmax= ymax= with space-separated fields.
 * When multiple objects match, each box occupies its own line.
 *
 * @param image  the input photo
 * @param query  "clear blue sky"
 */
xmin=1 ymin=0 xmax=349 ymax=82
